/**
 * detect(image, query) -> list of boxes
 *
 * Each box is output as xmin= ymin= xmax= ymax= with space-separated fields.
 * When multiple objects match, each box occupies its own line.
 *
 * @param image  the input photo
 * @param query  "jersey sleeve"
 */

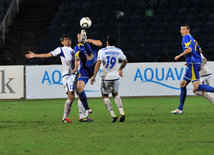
xmin=197 ymin=44 xmax=201 ymax=50
xmin=74 ymin=45 xmax=82 ymax=59
xmin=119 ymin=50 xmax=126 ymax=61
xmin=50 ymin=47 xmax=61 ymax=57
xmin=97 ymin=50 xmax=103 ymax=61
xmin=183 ymin=35 xmax=192 ymax=49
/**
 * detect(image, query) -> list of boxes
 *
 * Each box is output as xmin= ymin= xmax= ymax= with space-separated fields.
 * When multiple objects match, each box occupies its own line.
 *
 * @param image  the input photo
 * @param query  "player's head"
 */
xmin=180 ymin=25 xmax=190 ymax=36
xmin=106 ymin=34 xmax=116 ymax=46
xmin=60 ymin=34 xmax=72 ymax=46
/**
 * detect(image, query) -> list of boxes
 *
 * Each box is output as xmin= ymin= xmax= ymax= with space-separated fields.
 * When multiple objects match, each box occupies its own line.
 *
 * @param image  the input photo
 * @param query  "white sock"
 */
xmin=78 ymin=99 xmax=85 ymax=119
xmin=104 ymin=98 xmax=115 ymax=117
xmin=114 ymin=95 xmax=124 ymax=114
xmin=203 ymin=92 xmax=214 ymax=105
xmin=194 ymin=91 xmax=202 ymax=96
xmin=63 ymin=99 xmax=73 ymax=119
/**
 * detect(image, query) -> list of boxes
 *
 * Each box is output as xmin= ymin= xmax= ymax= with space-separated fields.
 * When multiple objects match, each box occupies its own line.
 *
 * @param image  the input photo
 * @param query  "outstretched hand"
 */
xmin=25 ymin=51 xmax=35 ymax=59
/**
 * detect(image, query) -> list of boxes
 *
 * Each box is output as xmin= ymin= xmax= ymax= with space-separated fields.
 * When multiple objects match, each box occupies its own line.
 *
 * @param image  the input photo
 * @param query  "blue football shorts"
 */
xmin=183 ymin=63 xmax=201 ymax=82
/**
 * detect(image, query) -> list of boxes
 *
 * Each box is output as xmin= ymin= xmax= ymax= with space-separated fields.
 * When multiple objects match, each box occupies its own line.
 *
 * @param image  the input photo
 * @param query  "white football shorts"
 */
xmin=101 ymin=79 xmax=120 ymax=94
xmin=200 ymin=74 xmax=211 ymax=85
xmin=62 ymin=74 xmax=77 ymax=93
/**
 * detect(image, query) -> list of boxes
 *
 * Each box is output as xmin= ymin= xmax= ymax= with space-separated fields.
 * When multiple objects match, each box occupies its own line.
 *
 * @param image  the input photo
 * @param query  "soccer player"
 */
xmin=171 ymin=25 xmax=214 ymax=114
xmin=72 ymin=30 xmax=102 ymax=121
xmin=25 ymin=34 xmax=77 ymax=123
xmin=90 ymin=34 xmax=128 ymax=123
xmin=194 ymin=49 xmax=214 ymax=104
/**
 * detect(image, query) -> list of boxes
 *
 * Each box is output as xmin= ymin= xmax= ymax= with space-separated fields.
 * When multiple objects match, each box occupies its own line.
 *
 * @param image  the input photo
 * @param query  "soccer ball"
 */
xmin=80 ymin=17 xmax=92 ymax=29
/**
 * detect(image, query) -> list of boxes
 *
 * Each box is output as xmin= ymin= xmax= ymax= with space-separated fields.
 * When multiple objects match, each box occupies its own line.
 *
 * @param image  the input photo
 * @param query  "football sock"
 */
xmin=194 ymin=91 xmax=214 ymax=104
xmin=84 ymin=42 xmax=93 ymax=56
xmin=104 ymin=98 xmax=115 ymax=117
xmin=114 ymin=95 xmax=124 ymax=114
xmin=194 ymin=91 xmax=202 ymax=96
xmin=63 ymin=99 xmax=73 ymax=119
xmin=197 ymin=84 xmax=214 ymax=92
xmin=79 ymin=91 xmax=90 ymax=110
xmin=178 ymin=87 xmax=186 ymax=110
xmin=78 ymin=99 xmax=85 ymax=119
xmin=203 ymin=92 xmax=214 ymax=105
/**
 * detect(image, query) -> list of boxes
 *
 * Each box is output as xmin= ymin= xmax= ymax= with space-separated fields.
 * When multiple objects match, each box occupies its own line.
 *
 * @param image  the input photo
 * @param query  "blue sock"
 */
xmin=79 ymin=91 xmax=90 ymax=110
xmin=198 ymin=84 xmax=214 ymax=92
xmin=84 ymin=42 xmax=93 ymax=56
xmin=178 ymin=87 xmax=186 ymax=110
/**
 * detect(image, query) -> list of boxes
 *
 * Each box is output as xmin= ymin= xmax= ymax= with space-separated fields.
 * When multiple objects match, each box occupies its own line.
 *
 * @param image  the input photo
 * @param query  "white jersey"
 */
xmin=200 ymin=53 xmax=212 ymax=77
xmin=50 ymin=46 xmax=75 ymax=77
xmin=98 ymin=46 xmax=126 ymax=80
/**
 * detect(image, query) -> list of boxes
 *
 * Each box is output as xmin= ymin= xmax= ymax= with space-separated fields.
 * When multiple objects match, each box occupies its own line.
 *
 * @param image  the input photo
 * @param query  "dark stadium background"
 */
xmin=0 ymin=0 xmax=213 ymax=65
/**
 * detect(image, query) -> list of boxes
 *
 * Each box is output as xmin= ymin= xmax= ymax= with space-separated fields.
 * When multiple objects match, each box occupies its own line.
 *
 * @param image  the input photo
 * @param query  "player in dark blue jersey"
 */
xmin=73 ymin=30 xmax=102 ymax=121
xmin=171 ymin=25 xmax=214 ymax=114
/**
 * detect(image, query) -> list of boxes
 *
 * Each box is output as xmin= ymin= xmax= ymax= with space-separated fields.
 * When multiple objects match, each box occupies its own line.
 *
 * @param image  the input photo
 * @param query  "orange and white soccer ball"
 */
xmin=80 ymin=17 xmax=92 ymax=29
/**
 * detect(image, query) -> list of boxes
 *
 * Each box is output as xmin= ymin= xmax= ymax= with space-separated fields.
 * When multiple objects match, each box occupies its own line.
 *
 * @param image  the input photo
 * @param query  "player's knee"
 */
xmin=193 ymin=86 xmax=198 ymax=93
xmin=112 ymin=92 xmax=119 ymax=98
xmin=193 ymin=82 xmax=200 ymax=92
xmin=180 ymin=83 xmax=185 ymax=87
xmin=114 ymin=95 xmax=120 ymax=99
xmin=67 ymin=91 xmax=74 ymax=100
xmin=180 ymin=80 xmax=188 ymax=87
xmin=77 ymin=85 xmax=84 ymax=93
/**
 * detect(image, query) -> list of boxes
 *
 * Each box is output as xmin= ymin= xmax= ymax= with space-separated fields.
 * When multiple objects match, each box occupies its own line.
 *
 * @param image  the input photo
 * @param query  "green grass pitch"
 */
xmin=0 ymin=96 xmax=213 ymax=155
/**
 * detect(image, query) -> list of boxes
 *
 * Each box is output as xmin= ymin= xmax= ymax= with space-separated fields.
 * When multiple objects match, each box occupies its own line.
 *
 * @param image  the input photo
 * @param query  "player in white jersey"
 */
xmin=90 ymin=34 xmax=128 ymax=123
xmin=199 ymin=53 xmax=212 ymax=85
xmin=25 ymin=34 xmax=80 ymax=123
xmin=194 ymin=51 xmax=214 ymax=105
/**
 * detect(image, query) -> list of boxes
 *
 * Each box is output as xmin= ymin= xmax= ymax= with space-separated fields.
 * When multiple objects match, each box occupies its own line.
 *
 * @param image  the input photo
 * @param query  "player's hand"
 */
xmin=90 ymin=77 xmax=95 ymax=85
xmin=72 ymin=69 xmax=77 ymax=74
xmin=119 ymin=69 xmax=123 ymax=77
xmin=25 ymin=51 xmax=35 ymax=59
xmin=174 ymin=55 xmax=180 ymax=61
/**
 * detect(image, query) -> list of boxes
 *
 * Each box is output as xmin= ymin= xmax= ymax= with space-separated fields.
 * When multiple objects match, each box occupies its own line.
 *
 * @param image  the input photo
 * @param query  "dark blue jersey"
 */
xmin=182 ymin=34 xmax=202 ymax=64
xmin=74 ymin=42 xmax=98 ymax=78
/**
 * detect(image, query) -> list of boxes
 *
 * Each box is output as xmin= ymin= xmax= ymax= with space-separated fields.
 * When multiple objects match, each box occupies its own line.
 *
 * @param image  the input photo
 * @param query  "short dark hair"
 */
xmin=60 ymin=34 xmax=71 ymax=41
xmin=107 ymin=34 xmax=116 ymax=46
xmin=181 ymin=25 xmax=190 ymax=30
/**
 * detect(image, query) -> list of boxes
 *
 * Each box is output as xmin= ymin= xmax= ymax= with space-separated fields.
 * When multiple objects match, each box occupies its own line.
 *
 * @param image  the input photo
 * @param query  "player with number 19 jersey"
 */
xmin=97 ymin=46 xmax=126 ymax=80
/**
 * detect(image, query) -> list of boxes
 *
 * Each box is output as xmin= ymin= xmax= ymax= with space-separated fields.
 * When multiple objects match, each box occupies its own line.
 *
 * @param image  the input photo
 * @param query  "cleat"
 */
xmin=170 ymin=108 xmax=183 ymax=114
xmin=85 ymin=109 xmax=93 ymax=118
xmin=120 ymin=113 xmax=125 ymax=122
xmin=61 ymin=118 xmax=72 ymax=123
xmin=81 ymin=29 xmax=87 ymax=43
xmin=112 ymin=115 xmax=118 ymax=123
xmin=79 ymin=118 xmax=93 ymax=122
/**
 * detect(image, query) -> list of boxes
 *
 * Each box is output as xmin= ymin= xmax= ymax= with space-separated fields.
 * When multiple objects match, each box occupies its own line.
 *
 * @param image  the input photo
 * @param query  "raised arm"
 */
xmin=90 ymin=60 xmax=101 ymax=85
xmin=25 ymin=51 xmax=52 ymax=59
xmin=87 ymin=39 xmax=102 ymax=47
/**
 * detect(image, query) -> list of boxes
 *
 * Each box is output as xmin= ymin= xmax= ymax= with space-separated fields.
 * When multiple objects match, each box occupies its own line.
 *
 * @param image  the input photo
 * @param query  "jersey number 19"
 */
xmin=106 ymin=56 xmax=116 ymax=69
